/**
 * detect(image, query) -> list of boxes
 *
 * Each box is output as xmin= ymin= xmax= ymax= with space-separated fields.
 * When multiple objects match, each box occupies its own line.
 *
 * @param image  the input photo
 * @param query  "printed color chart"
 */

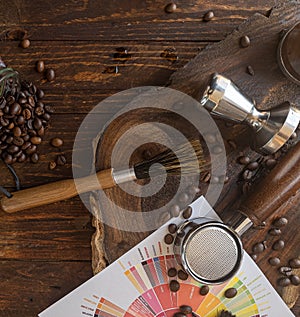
xmin=39 ymin=197 xmax=295 ymax=317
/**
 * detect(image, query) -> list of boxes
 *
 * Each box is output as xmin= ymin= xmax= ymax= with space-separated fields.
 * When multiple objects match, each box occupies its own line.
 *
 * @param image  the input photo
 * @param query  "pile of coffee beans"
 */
xmin=0 ymin=79 xmax=53 ymax=164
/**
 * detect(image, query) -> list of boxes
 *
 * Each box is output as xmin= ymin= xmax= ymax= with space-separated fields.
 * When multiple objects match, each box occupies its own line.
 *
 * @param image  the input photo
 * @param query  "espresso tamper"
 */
xmin=200 ymin=73 xmax=300 ymax=154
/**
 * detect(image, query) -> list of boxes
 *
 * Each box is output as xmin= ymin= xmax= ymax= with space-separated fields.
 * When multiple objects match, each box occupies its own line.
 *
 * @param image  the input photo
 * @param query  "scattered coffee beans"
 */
xmin=224 ymin=288 xmax=237 ymax=298
xmin=168 ymin=267 xmax=177 ymax=277
xmin=265 ymin=158 xmax=277 ymax=169
xmin=246 ymin=65 xmax=255 ymax=76
xmin=240 ymin=35 xmax=250 ymax=48
xmin=203 ymin=11 xmax=214 ymax=22
xmin=238 ymin=155 xmax=250 ymax=165
xmin=170 ymin=204 xmax=180 ymax=217
xmin=20 ymin=39 xmax=30 ymax=49
xmin=168 ymin=223 xmax=177 ymax=234
xmin=277 ymin=277 xmax=291 ymax=287
xmin=165 ymin=3 xmax=177 ymax=13
xmin=247 ymin=161 xmax=259 ymax=171
xmin=49 ymin=161 xmax=57 ymax=170
xmin=180 ymin=305 xmax=192 ymax=314
xmin=272 ymin=217 xmax=288 ymax=228
xmin=164 ymin=233 xmax=174 ymax=245
xmin=51 ymin=137 xmax=64 ymax=148
xmin=290 ymin=275 xmax=300 ymax=286
xmin=278 ymin=266 xmax=292 ymax=276
xmin=268 ymin=228 xmax=281 ymax=236
xmin=252 ymin=242 xmax=264 ymax=253
xmin=178 ymin=269 xmax=188 ymax=280
xmin=268 ymin=257 xmax=281 ymax=266
xmin=289 ymin=258 xmax=300 ymax=268
xmin=199 ymin=285 xmax=209 ymax=295
xmin=169 ymin=280 xmax=180 ymax=292
xmin=56 ymin=154 xmax=67 ymax=166
xmin=272 ymin=239 xmax=285 ymax=251
xmin=36 ymin=60 xmax=45 ymax=73
xmin=46 ymin=68 xmax=55 ymax=82
xmin=182 ymin=206 xmax=192 ymax=219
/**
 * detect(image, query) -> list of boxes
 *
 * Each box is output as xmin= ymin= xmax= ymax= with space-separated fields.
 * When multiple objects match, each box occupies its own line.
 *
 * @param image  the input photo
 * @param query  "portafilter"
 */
xmin=174 ymin=141 xmax=300 ymax=284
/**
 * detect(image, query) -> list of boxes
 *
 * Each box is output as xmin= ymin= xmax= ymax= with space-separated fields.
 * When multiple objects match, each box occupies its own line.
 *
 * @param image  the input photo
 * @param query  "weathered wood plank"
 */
xmin=0 ymin=197 xmax=93 ymax=261
xmin=0 ymin=260 xmax=93 ymax=317
xmin=0 ymin=0 xmax=275 ymax=41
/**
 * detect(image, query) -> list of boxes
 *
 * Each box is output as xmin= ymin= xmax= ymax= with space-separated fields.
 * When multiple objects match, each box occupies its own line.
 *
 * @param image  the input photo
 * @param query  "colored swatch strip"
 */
xmin=94 ymin=298 xmax=131 ymax=317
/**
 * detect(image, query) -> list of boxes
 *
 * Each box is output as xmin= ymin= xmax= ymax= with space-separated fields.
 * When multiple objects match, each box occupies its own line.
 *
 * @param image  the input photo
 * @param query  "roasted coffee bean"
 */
xmin=14 ymin=150 xmax=23 ymax=159
xmin=33 ymin=118 xmax=42 ymax=130
xmin=252 ymin=242 xmax=264 ymax=253
xmin=22 ymin=141 xmax=31 ymax=151
xmin=224 ymin=288 xmax=237 ymax=298
xmin=49 ymin=161 xmax=57 ymax=170
xmin=272 ymin=217 xmax=288 ymax=228
xmin=26 ymin=145 xmax=37 ymax=155
xmin=30 ymin=136 xmax=42 ymax=145
xmin=46 ymin=68 xmax=55 ymax=81
xmin=28 ymin=129 xmax=37 ymax=137
xmin=18 ymin=97 xmax=27 ymax=104
xmin=268 ymin=257 xmax=281 ymax=266
xmin=36 ymin=60 xmax=45 ymax=73
xmin=20 ymin=39 xmax=30 ymax=48
xmin=247 ymin=161 xmax=259 ymax=171
xmin=243 ymin=169 xmax=253 ymax=180
xmin=16 ymin=115 xmax=25 ymax=125
xmin=167 ymin=268 xmax=177 ymax=277
xmin=2 ymin=153 xmax=13 ymax=164
xmin=238 ymin=155 xmax=250 ymax=165
xmin=27 ymin=119 xmax=33 ymax=130
xmin=13 ymin=126 xmax=22 ymax=137
xmin=6 ymin=136 xmax=14 ymax=144
xmin=178 ymin=270 xmax=188 ymax=280
xmin=36 ymin=88 xmax=44 ymax=99
xmin=23 ymin=134 xmax=30 ymax=142
xmin=182 ymin=206 xmax=192 ymax=219
xmin=56 ymin=154 xmax=67 ymax=166
xmin=180 ymin=305 xmax=192 ymax=314
xmin=289 ymin=258 xmax=300 ymax=268
xmin=247 ymin=65 xmax=255 ymax=76
xmin=43 ymin=113 xmax=51 ymax=121
xmin=168 ymin=223 xmax=177 ymax=234
xmin=268 ymin=228 xmax=281 ymax=236
xmin=173 ymin=313 xmax=186 ymax=317
xmin=23 ymin=108 xmax=31 ymax=120
xmin=169 ymin=280 xmax=180 ymax=292
xmin=203 ymin=11 xmax=214 ymax=22
xmin=165 ymin=3 xmax=177 ymax=13
xmin=7 ymin=96 xmax=15 ymax=105
xmin=278 ymin=277 xmax=291 ymax=287
xmin=290 ymin=275 xmax=300 ymax=286
xmin=212 ymin=145 xmax=223 ymax=154
xmin=13 ymin=137 xmax=24 ymax=146
xmin=170 ymin=204 xmax=180 ymax=217
xmin=279 ymin=266 xmax=292 ymax=276
xmin=187 ymin=185 xmax=200 ymax=195
xmin=178 ymin=192 xmax=189 ymax=204
xmin=10 ymin=102 xmax=21 ymax=115
xmin=51 ymin=137 xmax=64 ymax=148
xmin=240 ymin=35 xmax=250 ymax=48
xmin=265 ymin=158 xmax=277 ymax=169
xmin=0 ymin=117 xmax=9 ymax=126
xmin=199 ymin=285 xmax=209 ymax=296
xmin=272 ymin=239 xmax=285 ymax=250
xmin=27 ymin=96 xmax=35 ymax=107
xmin=203 ymin=171 xmax=211 ymax=183
xmin=31 ymin=153 xmax=39 ymax=163
xmin=7 ymin=122 xmax=14 ymax=130
xmin=164 ymin=234 xmax=174 ymax=245
xmin=35 ymin=107 xmax=44 ymax=116
xmin=7 ymin=145 xmax=19 ymax=154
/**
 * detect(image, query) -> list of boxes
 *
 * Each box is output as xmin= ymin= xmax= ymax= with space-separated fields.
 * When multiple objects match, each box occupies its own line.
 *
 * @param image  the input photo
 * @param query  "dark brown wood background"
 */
xmin=0 ymin=0 xmax=298 ymax=316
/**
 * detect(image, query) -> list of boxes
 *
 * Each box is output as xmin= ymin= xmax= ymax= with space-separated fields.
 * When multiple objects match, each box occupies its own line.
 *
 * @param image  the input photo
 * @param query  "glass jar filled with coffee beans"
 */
xmin=0 ymin=57 xmax=53 ymax=164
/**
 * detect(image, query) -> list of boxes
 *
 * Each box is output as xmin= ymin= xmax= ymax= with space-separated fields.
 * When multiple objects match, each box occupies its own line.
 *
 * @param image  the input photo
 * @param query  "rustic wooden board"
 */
xmin=0 ymin=0 xmax=275 ymax=41
xmin=92 ymin=0 xmax=300 ymax=314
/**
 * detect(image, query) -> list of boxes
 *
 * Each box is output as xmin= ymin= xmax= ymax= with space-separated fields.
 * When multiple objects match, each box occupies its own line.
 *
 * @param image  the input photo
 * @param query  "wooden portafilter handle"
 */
xmin=0 ymin=169 xmax=115 ymax=213
xmin=237 ymin=141 xmax=300 ymax=227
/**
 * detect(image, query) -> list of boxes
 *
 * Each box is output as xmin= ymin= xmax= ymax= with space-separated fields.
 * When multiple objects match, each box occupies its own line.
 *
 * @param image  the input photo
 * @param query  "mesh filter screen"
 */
xmin=185 ymin=226 xmax=239 ymax=281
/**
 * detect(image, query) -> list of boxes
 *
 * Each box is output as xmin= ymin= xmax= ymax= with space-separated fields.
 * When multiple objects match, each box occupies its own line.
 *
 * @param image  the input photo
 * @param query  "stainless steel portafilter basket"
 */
xmin=200 ymin=73 xmax=300 ymax=154
xmin=174 ymin=141 xmax=300 ymax=284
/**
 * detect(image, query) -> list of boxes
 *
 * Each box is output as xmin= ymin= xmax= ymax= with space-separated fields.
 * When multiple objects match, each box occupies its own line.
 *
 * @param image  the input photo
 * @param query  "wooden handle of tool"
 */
xmin=239 ymin=142 xmax=300 ymax=226
xmin=1 ymin=168 xmax=115 ymax=213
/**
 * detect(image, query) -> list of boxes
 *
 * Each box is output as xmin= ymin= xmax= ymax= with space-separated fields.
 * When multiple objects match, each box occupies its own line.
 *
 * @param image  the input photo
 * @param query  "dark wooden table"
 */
xmin=0 ymin=1 xmax=298 ymax=316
